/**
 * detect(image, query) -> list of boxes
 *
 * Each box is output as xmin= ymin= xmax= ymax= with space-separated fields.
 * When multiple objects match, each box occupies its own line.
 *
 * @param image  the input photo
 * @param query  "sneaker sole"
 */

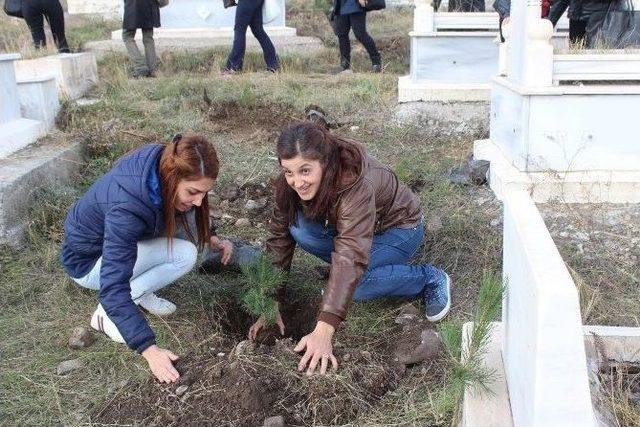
xmin=426 ymin=273 xmax=451 ymax=322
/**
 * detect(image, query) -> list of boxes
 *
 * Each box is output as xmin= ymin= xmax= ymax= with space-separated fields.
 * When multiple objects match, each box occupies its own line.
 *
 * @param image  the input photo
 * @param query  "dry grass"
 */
xmin=0 ymin=5 xmax=503 ymax=425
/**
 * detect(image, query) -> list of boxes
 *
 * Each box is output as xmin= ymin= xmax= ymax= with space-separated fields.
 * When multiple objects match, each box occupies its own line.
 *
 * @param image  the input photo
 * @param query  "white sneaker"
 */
xmin=90 ymin=304 xmax=125 ymax=344
xmin=136 ymin=293 xmax=177 ymax=316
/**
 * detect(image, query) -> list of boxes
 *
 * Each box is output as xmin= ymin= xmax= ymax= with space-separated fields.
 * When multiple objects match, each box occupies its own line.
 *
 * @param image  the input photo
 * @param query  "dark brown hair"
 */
xmin=275 ymin=121 xmax=362 ymax=225
xmin=159 ymin=133 xmax=219 ymax=249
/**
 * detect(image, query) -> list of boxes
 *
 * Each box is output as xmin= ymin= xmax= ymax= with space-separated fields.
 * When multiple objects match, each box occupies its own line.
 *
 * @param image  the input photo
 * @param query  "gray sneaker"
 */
xmin=199 ymin=239 xmax=261 ymax=274
xmin=423 ymin=272 xmax=451 ymax=322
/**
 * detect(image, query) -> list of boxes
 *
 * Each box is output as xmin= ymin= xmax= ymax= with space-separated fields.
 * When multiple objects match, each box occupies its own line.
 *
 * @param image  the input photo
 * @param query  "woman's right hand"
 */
xmin=142 ymin=345 xmax=180 ymax=383
xmin=248 ymin=310 xmax=286 ymax=341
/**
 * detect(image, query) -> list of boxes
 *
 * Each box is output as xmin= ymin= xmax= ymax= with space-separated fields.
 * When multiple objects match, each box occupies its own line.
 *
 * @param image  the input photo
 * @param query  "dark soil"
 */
xmin=202 ymin=99 xmax=300 ymax=135
xmin=91 ymin=299 xmax=435 ymax=426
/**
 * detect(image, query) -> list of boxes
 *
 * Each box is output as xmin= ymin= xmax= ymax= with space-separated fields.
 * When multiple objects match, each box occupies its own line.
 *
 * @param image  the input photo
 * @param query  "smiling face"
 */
xmin=175 ymin=176 xmax=215 ymax=212
xmin=280 ymin=155 xmax=324 ymax=201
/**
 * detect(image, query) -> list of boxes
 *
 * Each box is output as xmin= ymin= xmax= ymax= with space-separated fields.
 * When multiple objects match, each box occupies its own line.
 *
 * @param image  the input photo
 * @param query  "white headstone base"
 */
xmin=0 ymin=119 xmax=45 ymax=159
xmin=111 ymin=26 xmax=297 ymax=41
xmin=14 ymin=53 xmax=98 ymax=100
xmin=398 ymin=76 xmax=490 ymax=102
xmin=474 ymin=139 xmax=640 ymax=203
xmin=17 ymin=76 xmax=60 ymax=131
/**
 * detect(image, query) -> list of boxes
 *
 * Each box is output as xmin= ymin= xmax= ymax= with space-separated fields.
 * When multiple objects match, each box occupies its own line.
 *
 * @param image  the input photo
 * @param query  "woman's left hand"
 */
xmin=209 ymin=236 xmax=234 ymax=265
xmin=294 ymin=321 xmax=339 ymax=375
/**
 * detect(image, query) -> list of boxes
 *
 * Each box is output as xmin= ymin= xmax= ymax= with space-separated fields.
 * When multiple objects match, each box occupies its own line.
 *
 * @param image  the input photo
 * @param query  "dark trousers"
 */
xmin=569 ymin=19 xmax=588 ymax=43
xmin=225 ymin=0 xmax=279 ymax=71
xmin=22 ymin=0 xmax=70 ymax=53
xmin=335 ymin=12 xmax=380 ymax=69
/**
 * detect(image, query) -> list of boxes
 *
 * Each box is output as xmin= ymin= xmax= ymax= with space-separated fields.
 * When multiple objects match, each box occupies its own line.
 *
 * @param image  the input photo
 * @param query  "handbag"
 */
xmin=3 ymin=0 xmax=23 ymax=18
xmin=156 ymin=0 xmax=169 ymax=7
xmin=223 ymin=0 xmax=237 ymax=8
xmin=362 ymin=0 xmax=386 ymax=12
xmin=262 ymin=0 xmax=280 ymax=23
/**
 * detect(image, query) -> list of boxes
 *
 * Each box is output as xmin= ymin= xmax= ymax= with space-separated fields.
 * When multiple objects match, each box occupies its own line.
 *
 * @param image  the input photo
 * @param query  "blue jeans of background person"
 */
xmin=225 ymin=0 xmax=279 ymax=71
xmin=289 ymin=212 xmax=444 ymax=300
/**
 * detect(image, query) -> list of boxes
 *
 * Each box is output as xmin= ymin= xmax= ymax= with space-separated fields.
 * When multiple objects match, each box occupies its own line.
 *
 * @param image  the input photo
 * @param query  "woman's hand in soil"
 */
xmin=248 ymin=310 xmax=286 ymax=341
xmin=209 ymin=236 xmax=234 ymax=265
xmin=142 ymin=345 xmax=180 ymax=383
xmin=294 ymin=321 xmax=338 ymax=376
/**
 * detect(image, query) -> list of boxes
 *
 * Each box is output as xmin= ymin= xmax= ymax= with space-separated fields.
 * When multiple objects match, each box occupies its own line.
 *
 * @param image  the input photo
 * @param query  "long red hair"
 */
xmin=159 ymin=133 xmax=219 ymax=249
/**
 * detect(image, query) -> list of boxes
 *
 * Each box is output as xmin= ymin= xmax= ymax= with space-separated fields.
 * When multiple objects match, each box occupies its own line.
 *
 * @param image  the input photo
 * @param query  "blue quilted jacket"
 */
xmin=61 ymin=143 xmax=165 ymax=354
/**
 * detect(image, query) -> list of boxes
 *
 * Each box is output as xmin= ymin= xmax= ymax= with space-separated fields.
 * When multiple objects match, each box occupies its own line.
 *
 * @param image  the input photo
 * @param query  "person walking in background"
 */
xmin=221 ymin=0 xmax=280 ymax=74
xmin=332 ymin=0 xmax=381 ymax=73
xmin=122 ymin=0 xmax=160 ymax=78
xmin=21 ymin=0 xmax=70 ymax=53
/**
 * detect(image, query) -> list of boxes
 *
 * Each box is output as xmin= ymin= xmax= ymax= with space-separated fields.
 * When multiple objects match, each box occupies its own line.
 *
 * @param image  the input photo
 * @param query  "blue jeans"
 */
xmin=289 ymin=213 xmax=444 ymax=301
xmin=225 ymin=0 xmax=279 ymax=71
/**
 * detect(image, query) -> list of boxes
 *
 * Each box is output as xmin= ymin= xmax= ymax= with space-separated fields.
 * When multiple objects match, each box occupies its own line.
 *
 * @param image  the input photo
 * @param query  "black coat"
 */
xmin=123 ymin=0 xmax=160 ymax=30
xmin=568 ymin=0 xmax=612 ymax=21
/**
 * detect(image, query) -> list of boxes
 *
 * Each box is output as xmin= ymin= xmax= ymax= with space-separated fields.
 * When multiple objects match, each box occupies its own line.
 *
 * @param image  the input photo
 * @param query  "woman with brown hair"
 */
xmin=249 ymin=122 xmax=451 ymax=375
xmin=61 ymin=133 xmax=234 ymax=383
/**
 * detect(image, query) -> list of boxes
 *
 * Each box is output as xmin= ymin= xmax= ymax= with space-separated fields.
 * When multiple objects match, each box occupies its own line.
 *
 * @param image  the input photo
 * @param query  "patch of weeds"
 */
xmin=65 ymin=17 xmax=119 ymax=51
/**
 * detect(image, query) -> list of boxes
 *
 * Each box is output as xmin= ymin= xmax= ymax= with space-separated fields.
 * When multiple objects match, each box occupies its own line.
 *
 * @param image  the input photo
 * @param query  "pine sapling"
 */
xmin=240 ymin=253 xmax=286 ymax=326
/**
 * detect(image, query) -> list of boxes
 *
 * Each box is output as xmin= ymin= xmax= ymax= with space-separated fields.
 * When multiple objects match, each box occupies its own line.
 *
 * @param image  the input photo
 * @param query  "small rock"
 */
xmin=221 ymin=213 xmax=234 ymax=221
xmin=219 ymin=183 xmax=241 ymax=201
xmin=574 ymin=231 xmax=590 ymax=241
xmin=490 ymin=218 xmax=502 ymax=228
xmin=399 ymin=302 xmax=422 ymax=317
xmin=360 ymin=350 xmax=372 ymax=359
xmin=395 ymin=329 xmax=442 ymax=365
xmin=229 ymin=361 xmax=239 ymax=370
xmin=448 ymin=159 xmax=490 ymax=186
xmin=175 ymin=385 xmax=188 ymax=396
xmin=68 ymin=327 xmax=94 ymax=349
xmin=425 ymin=216 xmax=443 ymax=234
xmin=212 ymin=365 xmax=223 ymax=378
xmin=217 ymin=352 xmax=226 ymax=357
xmin=234 ymin=340 xmax=256 ymax=356
xmin=559 ymin=231 xmax=569 ymax=238
xmin=209 ymin=208 xmax=223 ymax=219
xmin=342 ymin=353 xmax=351 ymax=362
xmin=263 ymin=415 xmax=285 ymax=427
xmin=350 ymin=125 xmax=360 ymax=132
xmin=57 ymin=358 xmax=84 ymax=375
xmin=245 ymin=198 xmax=268 ymax=212
xmin=235 ymin=218 xmax=251 ymax=227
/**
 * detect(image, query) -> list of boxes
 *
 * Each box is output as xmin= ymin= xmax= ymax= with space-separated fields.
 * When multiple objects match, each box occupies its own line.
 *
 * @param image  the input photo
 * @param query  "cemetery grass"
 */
xmin=0 ymin=25 xmax=501 ymax=427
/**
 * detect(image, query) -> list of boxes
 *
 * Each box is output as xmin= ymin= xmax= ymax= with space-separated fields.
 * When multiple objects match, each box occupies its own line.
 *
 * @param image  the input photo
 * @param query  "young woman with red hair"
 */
xmin=61 ymin=133 xmax=233 ymax=383
xmin=250 ymin=122 xmax=452 ymax=375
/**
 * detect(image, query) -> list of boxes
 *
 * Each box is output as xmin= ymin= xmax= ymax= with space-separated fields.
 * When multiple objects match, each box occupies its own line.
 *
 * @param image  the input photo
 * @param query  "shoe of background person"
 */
xmin=90 ymin=304 xmax=126 ymax=343
xmin=220 ymin=68 xmax=238 ymax=78
xmin=132 ymin=68 xmax=151 ymax=78
xmin=423 ymin=271 xmax=451 ymax=322
xmin=136 ymin=293 xmax=177 ymax=316
xmin=372 ymin=63 xmax=382 ymax=73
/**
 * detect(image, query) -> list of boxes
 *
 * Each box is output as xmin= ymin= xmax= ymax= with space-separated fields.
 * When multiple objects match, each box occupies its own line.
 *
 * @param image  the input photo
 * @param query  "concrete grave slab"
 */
xmin=17 ymin=75 xmax=60 ymax=131
xmin=14 ymin=53 xmax=98 ymax=100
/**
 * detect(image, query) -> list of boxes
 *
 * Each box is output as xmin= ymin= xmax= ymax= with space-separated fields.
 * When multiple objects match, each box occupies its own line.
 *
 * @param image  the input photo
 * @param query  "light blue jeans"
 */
xmin=289 ymin=213 xmax=445 ymax=300
xmin=73 ymin=237 xmax=197 ymax=301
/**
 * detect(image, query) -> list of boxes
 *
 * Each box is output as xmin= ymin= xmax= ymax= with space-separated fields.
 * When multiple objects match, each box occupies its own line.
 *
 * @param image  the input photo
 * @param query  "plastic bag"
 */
xmin=586 ymin=0 xmax=640 ymax=48
xmin=262 ymin=0 xmax=280 ymax=24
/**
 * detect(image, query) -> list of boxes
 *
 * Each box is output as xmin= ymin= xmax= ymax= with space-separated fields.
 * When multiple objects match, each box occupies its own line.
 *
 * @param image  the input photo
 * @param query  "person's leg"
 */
xmin=334 ymin=14 xmax=352 ymax=70
xmin=225 ymin=0 xmax=253 ymax=71
xmin=73 ymin=237 xmax=197 ymax=302
xmin=21 ymin=0 xmax=46 ymax=50
xmin=288 ymin=213 xmax=336 ymax=263
xmin=350 ymin=12 xmax=381 ymax=69
xmin=352 ymin=221 xmax=451 ymax=321
xmin=141 ymin=28 xmax=157 ymax=73
xmin=122 ymin=28 xmax=149 ymax=76
xmin=569 ymin=19 xmax=587 ymax=44
xmin=44 ymin=0 xmax=70 ymax=53
xmin=248 ymin=0 xmax=280 ymax=71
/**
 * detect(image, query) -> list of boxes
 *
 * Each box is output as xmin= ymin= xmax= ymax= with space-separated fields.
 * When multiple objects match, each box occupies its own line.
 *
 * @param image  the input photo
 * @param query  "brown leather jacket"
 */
xmin=266 ymin=142 xmax=423 ymax=328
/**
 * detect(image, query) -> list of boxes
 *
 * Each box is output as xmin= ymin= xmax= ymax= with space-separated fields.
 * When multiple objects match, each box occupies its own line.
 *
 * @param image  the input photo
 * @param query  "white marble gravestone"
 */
xmin=0 ymin=54 xmax=45 ymax=159
xmin=67 ymin=0 xmax=296 ymax=40
xmin=398 ymin=0 xmax=569 ymax=102
xmin=474 ymin=0 xmax=640 ymax=203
